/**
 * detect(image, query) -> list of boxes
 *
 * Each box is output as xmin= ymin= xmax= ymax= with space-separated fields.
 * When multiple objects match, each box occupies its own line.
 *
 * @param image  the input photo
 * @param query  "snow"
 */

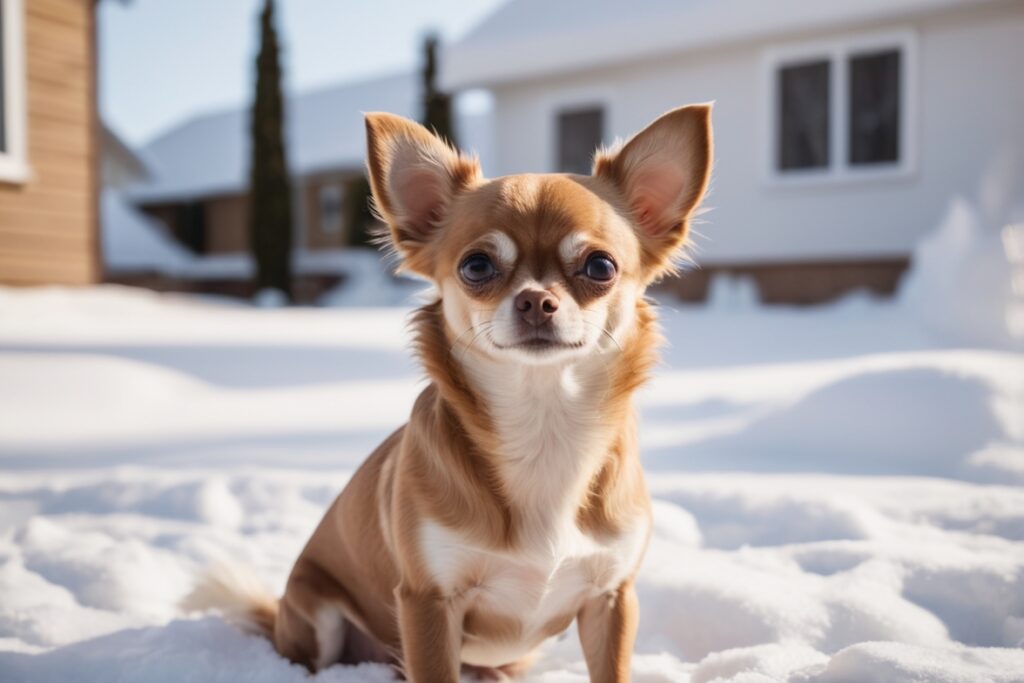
xmin=0 ymin=280 xmax=1021 ymax=682
xmin=899 ymin=198 xmax=1024 ymax=350
xmin=2 ymin=208 xmax=1024 ymax=681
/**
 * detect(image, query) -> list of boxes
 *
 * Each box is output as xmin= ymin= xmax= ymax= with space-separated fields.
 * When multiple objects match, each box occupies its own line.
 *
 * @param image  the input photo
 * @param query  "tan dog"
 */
xmin=185 ymin=104 xmax=712 ymax=682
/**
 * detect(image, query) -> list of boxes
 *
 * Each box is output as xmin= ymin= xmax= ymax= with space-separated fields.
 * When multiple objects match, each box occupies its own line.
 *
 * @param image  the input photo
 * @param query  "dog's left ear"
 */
xmin=594 ymin=104 xmax=713 ymax=277
xmin=365 ymin=112 xmax=481 ymax=275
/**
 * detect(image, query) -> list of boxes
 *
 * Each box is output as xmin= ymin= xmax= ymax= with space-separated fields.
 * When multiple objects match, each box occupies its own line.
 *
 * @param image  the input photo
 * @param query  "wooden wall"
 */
xmin=204 ymin=195 xmax=248 ymax=254
xmin=302 ymin=172 xmax=352 ymax=250
xmin=661 ymin=258 xmax=911 ymax=305
xmin=0 ymin=0 xmax=98 ymax=285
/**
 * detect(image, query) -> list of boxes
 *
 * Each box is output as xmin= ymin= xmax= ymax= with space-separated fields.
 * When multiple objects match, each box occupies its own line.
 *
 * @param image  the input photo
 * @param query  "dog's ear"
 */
xmin=594 ymin=104 xmax=713 ymax=278
xmin=364 ymin=112 xmax=481 ymax=275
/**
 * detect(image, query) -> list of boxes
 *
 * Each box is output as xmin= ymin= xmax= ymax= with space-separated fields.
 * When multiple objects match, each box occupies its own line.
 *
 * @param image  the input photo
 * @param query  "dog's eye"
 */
xmin=459 ymin=253 xmax=497 ymax=284
xmin=583 ymin=253 xmax=617 ymax=282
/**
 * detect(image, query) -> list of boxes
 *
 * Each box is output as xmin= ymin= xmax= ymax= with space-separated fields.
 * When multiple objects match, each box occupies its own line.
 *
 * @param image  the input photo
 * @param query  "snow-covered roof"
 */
xmin=130 ymin=72 xmax=419 ymax=203
xmin=443 ymin=0 xmax=998 ymax=89
xmin=101 ymin=125 xmax=152 ymax=185
xmin=101 ymin=189 xmax=193 ymax=273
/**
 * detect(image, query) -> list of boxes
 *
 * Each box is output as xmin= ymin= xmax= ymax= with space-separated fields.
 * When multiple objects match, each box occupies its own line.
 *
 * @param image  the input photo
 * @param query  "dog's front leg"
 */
xmin=577 ymin=579 xmax=639 ymax=683
xmin=396 ymin=584 xmax=462 ymax=683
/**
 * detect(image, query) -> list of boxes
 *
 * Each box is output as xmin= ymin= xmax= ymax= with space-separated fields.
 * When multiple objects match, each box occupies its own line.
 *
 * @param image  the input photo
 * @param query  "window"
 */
xmin=848 ymin=50 xmax=901 ymax=165
xmin=0 ymin=0 xmax=27 ymax=182
xmin=319 ymin=184 xmax=345 ymax=236
xmin=557 ymin=107 xmax=603 ymax=174
xmin=766 ymin=31 xmax=914 ymax=183
xmin=778 ymin=60 xmax=831 ymax=170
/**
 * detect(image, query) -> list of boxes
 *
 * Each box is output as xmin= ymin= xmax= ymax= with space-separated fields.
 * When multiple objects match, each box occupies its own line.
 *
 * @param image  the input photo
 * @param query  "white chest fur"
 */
xmin=421 ymin=357 xmax=648 ymax=667
xmin=419 ymin=515 xmax=648 ymax=667
xmin=467 ymin=358 xmax=610 ymax=531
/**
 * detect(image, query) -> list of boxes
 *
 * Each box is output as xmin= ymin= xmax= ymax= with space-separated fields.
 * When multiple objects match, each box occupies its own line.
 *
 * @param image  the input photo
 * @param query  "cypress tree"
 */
xmin=248 ymin=0 xmax=293 ymax=299
xmin=347 ymin=34 xmax=456 ymax=249
xmin=345 ymin=174 xmax=375 ymax=248
xmin=422 ymin=34 xmax=456 ymax=146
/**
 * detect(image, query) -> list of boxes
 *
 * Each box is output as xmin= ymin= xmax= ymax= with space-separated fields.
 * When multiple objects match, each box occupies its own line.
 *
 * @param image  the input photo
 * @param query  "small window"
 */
xmin=848 ymin=49 xmax=901 ymax=165
xmin=0 ymin=0 xmax=28 ymax=182
xmin=778 ymin=60 xmax=831 ymax=171
xmin=319 ymin=184 xmax=345 ymax=236
xmin=557 ymin=107 xmax=603 ymax=174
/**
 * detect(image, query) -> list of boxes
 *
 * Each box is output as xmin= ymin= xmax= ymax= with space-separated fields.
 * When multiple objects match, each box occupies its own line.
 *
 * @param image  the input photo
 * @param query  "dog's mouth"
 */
xmin=491 ymin=336 xmax=586 ymax=352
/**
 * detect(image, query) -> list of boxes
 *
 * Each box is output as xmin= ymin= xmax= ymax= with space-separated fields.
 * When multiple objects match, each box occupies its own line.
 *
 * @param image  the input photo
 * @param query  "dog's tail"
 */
xmin=180 ymin=561 xmax=279 ymax=639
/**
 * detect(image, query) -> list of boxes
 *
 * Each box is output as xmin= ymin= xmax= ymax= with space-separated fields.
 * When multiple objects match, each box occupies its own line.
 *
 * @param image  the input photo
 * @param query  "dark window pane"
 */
xmin=173 ymin=201 xmax=207 ymax=255
xmin=0 ymin=0 xmax=7 ymax=154
xmin=778 ymin=60 xmax=831 ymax=171
xmin=849 ymin=49 xmax=900 ymax=165
xmin=557 ymin=108 xmax=603 ymax=174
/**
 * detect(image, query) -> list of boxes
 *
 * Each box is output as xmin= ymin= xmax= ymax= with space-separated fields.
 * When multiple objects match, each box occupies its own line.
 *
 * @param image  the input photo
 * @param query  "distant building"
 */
xmin=444 ymin=0 xmax=1024 ymax=303
xmin=125 ymin=72 xmax=492 ymax=258
xmin=0 ymin=0 xmax=99 ymax=286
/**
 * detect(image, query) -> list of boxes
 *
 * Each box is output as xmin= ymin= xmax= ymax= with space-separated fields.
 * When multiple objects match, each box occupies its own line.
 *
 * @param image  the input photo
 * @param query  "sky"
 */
xmin=98 ymin=0 xmax=507 ymax=146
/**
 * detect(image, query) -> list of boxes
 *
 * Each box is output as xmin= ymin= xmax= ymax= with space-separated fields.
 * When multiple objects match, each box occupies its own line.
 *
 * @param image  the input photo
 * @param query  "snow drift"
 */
xmin=0 ymin=287 xmax=1022 ymax=681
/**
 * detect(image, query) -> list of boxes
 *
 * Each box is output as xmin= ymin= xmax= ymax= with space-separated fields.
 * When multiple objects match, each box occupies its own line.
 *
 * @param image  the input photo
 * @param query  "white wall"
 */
xmin=486 ymin=2 xmax=1024 ymax=264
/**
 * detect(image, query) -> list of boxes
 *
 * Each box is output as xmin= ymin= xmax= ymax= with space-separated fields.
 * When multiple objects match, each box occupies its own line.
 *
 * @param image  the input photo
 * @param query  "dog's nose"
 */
xmin=515 ymin=289 xmax=559 ymax=326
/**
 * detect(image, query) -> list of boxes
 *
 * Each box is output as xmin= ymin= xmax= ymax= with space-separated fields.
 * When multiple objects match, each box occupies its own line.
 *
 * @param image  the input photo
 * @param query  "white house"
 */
xmin=443 ymin=0 xmax=1024 ymax=302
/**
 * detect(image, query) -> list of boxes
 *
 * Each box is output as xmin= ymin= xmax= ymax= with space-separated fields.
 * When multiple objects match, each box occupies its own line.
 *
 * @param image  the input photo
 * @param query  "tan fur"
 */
xmin=185 ymin=105 xmax=713 ymax=682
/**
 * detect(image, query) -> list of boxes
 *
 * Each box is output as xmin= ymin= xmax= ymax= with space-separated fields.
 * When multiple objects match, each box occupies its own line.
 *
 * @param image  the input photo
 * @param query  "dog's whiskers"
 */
xmin=581 ymin=319 xmax=623 ymax=353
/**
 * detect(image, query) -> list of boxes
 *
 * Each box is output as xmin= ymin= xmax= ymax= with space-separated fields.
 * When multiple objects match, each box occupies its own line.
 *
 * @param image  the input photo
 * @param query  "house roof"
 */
xmin=101 ymin=125 xmax=152 ymax=183
xmin=129 ymin=72 xmax=419 ymax=203
xmin=443 ymin=0 xmax=996 ymax=89
xmin=102 ymin=189 xmax=192 ymax=273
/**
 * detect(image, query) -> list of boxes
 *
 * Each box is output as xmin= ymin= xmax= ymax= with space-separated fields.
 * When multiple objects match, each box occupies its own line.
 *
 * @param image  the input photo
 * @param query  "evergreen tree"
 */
xmin=248 ymin=0 xmax=293 ymax=298
xmin=422 ymin=33 xmax=456 ymax=145
xmin=347 ymin=34 xmax=456 ymax=249
xmin=345 ymin=174 xmax=375 ymax=248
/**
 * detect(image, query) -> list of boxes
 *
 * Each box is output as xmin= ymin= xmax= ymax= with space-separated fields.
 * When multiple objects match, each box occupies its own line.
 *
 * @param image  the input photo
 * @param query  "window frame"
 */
xmin=761 ymin=29 xmax=917 ymax=187
xmin=0 ymin=0 xmax=29 ymax=184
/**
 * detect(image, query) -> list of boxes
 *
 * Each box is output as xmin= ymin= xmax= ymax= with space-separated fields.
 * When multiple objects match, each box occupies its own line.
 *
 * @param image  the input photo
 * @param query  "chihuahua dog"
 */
xmin=186 ymin=104 xmax=712 ymax=682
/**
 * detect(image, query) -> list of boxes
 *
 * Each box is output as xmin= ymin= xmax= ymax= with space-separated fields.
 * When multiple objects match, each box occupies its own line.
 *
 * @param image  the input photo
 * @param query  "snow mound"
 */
xmin=706 ymin=273 xmax=761 ymax=311
xmin=802 ymin=641 xmax=1024 ymax=683
xmin=691 ymin=364 xmax=1021 ymax=479
xmin=899 ymin=197 xmax=1023 ymax=349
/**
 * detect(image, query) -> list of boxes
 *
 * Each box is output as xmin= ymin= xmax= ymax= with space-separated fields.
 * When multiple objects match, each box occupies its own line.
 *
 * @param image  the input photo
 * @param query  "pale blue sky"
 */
xmin=99 ymin=0 xmax=506 ymax=146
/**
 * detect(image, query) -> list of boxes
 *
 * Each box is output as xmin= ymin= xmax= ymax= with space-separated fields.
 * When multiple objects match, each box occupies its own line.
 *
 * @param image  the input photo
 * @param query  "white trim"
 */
xmin=0 ymin=0 xmax=29 ymax=183
xmin=761 ymin=28 xmax=917 ymax=188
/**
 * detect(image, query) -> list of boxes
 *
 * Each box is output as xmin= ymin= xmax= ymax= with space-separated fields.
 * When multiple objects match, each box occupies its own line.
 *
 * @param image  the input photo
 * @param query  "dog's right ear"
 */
xmin=364 ymin=113 xmax=481 ymax=275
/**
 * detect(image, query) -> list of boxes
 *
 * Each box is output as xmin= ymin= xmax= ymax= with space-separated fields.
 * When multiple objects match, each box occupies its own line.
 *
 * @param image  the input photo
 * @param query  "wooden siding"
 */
xmin=302 ymin=172 xmax=353 ymax=250
xmin=661 ymin=258 xmax=911 ymax=305
xmin=140 ymin=173 xmax=365 ymax=256
xmin=0 ymin=0 xmax=98 ymax=285
xmin=204 ymin=195 xmax=248 ymax=254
